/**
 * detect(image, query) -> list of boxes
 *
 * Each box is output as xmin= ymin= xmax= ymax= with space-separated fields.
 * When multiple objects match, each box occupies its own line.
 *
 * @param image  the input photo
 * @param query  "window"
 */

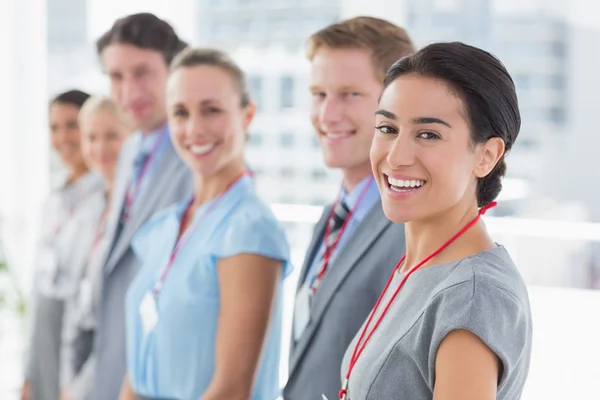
xmin=549 ymin=107 xmax=565 ymax=124
xmin=551 ymin=41 xmax=566 ymax=58
xmin=280 ymin=76 xmax=295 ymax=108
xmin=514 ymin=74 xmax=530 ymax=90
xmin=280 ymin=167 xmax=295 ymax=178
xmin=311 ymin=169 xmax=327 ymax=181
xmin=550 ymin=74 xmax=565 ymax=91
xmin=311 ymin=135 xmax=320 ymax=149
xmin=279 ymin=132 xmax=295 ymax=148
xmin=250 ymin=166 xmax=263 ymax=177
xmin=311 ymin=197 xmax=328 ymax=206
xmin=248 ymin=132 xmax=263 ymax=147
xmin=248 ymin=75 xmax=263 ymax=110
xmin=280 ymin=195 xmax=296 ymax=204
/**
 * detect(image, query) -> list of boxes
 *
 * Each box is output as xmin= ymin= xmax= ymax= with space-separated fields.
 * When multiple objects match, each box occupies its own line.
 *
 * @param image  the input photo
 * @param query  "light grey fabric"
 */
xmin=340 ymin=246 xmax=533 ymax=400
xmin=28 ymin=295 xmax=63 ymax=400
xmin=284 ymin=202 xmax=405 ymax=400
xmin=61 ymin=195 xmax=109 ymax=397
xmin=25 ymin=172 xmax=105 ymax=400
xmin=91 ymin=134 xmax=193 ymax=400
xmin=70 ymin=352 xmax=95 ymax=400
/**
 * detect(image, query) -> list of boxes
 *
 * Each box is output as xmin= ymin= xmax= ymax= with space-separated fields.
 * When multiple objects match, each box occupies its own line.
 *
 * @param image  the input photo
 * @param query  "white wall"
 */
xmin=0 ymin=0 xmax=49 ymax=293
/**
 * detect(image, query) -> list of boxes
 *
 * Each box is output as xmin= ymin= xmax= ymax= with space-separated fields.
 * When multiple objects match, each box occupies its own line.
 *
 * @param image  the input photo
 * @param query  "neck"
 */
xmin=68 ymin=164 xmax=88 ymax=184
xmin=341 ymin=162 xmax=373 ymax=192
xmin=141 ymin=118 xmax=167 ymax=136
xmin=192 ymin=159 xmax=246 ymax=207
xmin=401 ymin=198 xmax=495 ymax=273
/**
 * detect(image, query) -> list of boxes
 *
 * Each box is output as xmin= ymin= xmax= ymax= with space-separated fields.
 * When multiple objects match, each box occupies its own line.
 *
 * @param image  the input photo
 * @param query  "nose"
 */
xmin=319 ymin=96 xmax=344 ymax=129
xmin=386 ymin=129 xmax=416 ymax=170
xmin=52 ymin=128 xmax=67 ymax=146
xmin=187 ymin=113 xmax=206 ymax=139
xmin=97 ymin=136 xmax=111 ymax=155
xmin=121 ymin=75 xmax=143 ymax=105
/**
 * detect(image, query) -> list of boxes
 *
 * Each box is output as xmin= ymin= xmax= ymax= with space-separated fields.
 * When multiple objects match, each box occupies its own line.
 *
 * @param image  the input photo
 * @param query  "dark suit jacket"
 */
xmin=284 ymin=201 xmax=406 ymax=400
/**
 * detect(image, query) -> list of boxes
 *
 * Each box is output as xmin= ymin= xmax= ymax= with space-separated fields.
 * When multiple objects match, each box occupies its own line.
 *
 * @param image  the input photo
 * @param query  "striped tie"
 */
xmin=318 ymin=200 xmax=350 ymax=271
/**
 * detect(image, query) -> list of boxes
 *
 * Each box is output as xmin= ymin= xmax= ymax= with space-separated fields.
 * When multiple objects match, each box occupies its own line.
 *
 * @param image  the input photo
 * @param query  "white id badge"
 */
xmin=293 ymin=283 xmax=312 ymax=342
xmin=77 ymin=279 xmax=93 ymax=316
xmin=38 ymin=247 xmax=59 ymax=277
xmin=139 ymin=292 xmax=159 ymax=334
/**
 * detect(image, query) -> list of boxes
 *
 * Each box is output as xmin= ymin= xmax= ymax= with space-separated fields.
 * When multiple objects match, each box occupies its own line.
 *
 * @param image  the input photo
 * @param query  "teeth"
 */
xmin=387 ymin=176 xmax=426 ymax=188
xmin=190 ymin=144 xmax=215 ymax=155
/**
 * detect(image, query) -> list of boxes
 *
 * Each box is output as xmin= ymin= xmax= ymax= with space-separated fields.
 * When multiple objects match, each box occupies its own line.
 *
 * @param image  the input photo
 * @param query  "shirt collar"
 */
xmin=340 ymin=175 xmax=375 ymax=208
xmin=338 ymin=175 xmax=379 ymax=223
xmin=138 ymin=122 xmax=168 ymax=154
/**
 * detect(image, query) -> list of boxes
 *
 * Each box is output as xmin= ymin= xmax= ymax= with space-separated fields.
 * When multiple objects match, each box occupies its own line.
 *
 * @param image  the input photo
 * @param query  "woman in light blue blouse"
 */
xmin=120 ymin=47 xmax=292 ymax=400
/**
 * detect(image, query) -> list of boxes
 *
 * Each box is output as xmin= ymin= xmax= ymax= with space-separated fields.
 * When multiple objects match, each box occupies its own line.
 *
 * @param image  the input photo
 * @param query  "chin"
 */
xmin=381 ymin=200 xmax=415 ymax=224
xmin=323 ymin=155 xmax=351 ymax=170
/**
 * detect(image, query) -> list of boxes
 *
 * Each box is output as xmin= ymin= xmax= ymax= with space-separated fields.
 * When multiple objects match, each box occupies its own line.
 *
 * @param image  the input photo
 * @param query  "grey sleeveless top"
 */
xmin=340 ymin=245 xmax=532 ymax=400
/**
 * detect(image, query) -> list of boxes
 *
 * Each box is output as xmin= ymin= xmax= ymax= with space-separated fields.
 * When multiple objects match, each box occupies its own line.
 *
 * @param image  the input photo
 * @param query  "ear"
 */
xmin=474 ymin=137 xmax=505 ymax=178
xmin=242 ymin=101 xmax=256 ymax=132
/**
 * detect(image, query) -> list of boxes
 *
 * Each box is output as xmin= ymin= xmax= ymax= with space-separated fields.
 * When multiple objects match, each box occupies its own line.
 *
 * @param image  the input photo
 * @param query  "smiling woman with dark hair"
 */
xmin=338 ymin=42 xmax=533 ymax=400
xmin=22 ymin=89 xmax=107 ymax=400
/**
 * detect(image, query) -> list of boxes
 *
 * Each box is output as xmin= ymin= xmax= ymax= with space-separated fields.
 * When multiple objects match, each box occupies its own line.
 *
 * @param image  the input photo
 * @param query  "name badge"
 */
xmin=139 ymin=292 xmax=159 ymax=334
xmin=293 ymin=283 xmax=312 ymax=342
xmin=76 ymin=278 xmax=94 ymax=317
xmin=38 ymin=247 xmax=59 ymax=277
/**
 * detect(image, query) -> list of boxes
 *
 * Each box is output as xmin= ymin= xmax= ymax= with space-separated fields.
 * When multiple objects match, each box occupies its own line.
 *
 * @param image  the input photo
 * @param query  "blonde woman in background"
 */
xmin=61 ymin=96 xmax=132 ymax=400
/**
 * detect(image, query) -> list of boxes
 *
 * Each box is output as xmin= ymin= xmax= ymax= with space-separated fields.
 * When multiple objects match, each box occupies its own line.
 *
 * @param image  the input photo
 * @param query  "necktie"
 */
xmin=131 ymin=148 xmax=150 ymax=186
xmin=315 ymin=200 xmax=350 ymax=277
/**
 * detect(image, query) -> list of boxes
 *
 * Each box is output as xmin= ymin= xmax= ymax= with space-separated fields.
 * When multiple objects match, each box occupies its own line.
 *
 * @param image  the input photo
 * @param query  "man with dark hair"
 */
xmin=284 ymin=17 xmax=414 ymax=400
xmin=89 ymin=13 xmax=192 ymax=400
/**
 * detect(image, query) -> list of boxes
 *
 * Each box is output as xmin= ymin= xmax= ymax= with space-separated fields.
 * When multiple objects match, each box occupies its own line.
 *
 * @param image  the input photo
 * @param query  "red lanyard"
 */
xmin=311 ymin=176 xmax=374 ymax=292
xmin=339 ymin=201 xmax=497 ymax=400
xmin=123 ymin=126 xmax=167 ymax=220
xmin=151 ymin=171 xmax=250 ymax=298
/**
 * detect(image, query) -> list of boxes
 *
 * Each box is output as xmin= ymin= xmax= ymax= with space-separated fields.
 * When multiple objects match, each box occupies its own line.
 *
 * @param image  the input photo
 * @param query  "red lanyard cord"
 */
xmin=339 ymin=201 xmax=497 ymax=399
xmin=151 ymin=171 xmax=251 ymax=298
xmin=311 ymin=176 xmax=375 ymax=292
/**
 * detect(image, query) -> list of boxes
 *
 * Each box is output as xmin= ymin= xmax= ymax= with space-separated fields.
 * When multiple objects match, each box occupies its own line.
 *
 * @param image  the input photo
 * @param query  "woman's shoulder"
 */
xmin=212 ymin=192 xmax=291 ymax=268
xmin=225 ymin=192 xmax=284 ymax=230
xmin=427 ymin=246 xmax=529 ymax=308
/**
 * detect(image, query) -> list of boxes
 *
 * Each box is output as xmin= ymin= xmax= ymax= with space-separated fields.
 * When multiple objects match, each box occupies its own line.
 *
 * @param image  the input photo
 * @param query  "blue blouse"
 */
xmin=125 ymin=176 xmax=292 ymax=399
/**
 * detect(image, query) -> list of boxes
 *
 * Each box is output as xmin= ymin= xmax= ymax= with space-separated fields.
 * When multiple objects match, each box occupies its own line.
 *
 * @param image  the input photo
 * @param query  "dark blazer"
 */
xmin=284 ymin=201 xmax=406 ymax=400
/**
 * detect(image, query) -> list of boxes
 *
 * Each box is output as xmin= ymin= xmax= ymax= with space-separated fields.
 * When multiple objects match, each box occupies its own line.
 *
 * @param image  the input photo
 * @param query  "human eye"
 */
xmin=417 ymin=131 xmax=441 ymax=140
xmin=375 ymin=124 xmax=398 ymax=135
xmin=172 ymin=107 xmax=188 ymax=118
xmin=202 ymin=107 xmax=222 ymax=116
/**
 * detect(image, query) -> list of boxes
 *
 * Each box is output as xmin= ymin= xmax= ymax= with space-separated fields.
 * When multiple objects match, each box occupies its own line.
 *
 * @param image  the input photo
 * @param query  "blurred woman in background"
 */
xmin=22 ymin=90 xmax=106 ymax=400
xmin=60 ymin=95 xmax=131 ymax=400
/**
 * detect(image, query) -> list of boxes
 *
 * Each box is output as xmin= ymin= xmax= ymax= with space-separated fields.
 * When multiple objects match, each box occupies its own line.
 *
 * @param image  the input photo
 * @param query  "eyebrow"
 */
xmin=173 ymin=99 xmax=219 ymax=107
xmin=375 ymin=109 xmax=452 ymax=128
